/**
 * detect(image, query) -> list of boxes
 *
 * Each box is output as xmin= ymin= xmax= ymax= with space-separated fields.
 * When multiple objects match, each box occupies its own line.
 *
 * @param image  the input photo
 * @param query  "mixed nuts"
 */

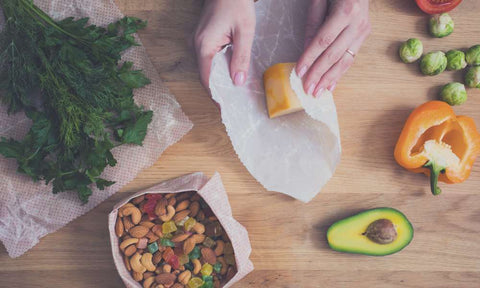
xmin=116 ymin=192 xmax=237 ymax=288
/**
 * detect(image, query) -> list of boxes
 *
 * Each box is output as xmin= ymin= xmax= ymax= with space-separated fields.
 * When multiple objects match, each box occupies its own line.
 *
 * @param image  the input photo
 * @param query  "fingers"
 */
xmin=304 ymin=0 xmax=328 ymax=50
xmin=195 ymin=40 xmax=217 ymax=89
xmin=314 ymin=24 xmax=370 ymax=96
xmin=230 ymin=24 xmax=255 ymax=86
xmin=296 ymin=12 xmax=349 ymax=79
xmin=304 ymin=25 xmax=358 ymax=96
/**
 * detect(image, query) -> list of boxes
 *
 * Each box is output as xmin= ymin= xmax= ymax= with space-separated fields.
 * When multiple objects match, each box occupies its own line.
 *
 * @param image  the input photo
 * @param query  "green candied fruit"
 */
xmin=440 ymin=82 xmax=467 ymax=106
xmin=429 ymin=13 xmax=454 ymax=38
xmin=189 ymin=246 xmax=201 ymax=260
xmin=147 ymin=241 xmax=159 ymax=254
xmin=446 ymin=50 xmax=467 ymax=71
xmin=466 ymin=45 xmax=480 ymax=66
xmin=399 ymin=38 xmax=423 ymax=63
xmin=465 ymin=66 xmax=480 ymax=88
xmin=420 ymin=51 xmax=447 ymax=76
xmin=160 ymin=238 xmax=176 ymax=247
xmin=200 ymin=276 xmax=214 ymax=288
xmin=201 ymin=263 xmax=213 ymax=276
xmin=213 ymin=262 xmax=222 ymax=274
xmin=162 ymin=221 xmax=177 ymax=234
xmin=188 ymin=277 xmax=204 ymax=288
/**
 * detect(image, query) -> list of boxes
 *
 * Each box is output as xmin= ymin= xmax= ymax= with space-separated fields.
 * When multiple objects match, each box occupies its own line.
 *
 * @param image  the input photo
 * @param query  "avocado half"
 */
xmin=327 ymin=208 xmax=414 ymax=256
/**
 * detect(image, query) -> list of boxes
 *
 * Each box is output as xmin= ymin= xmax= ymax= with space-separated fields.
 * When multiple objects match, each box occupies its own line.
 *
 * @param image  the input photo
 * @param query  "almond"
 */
xmin=152 ymin=251 xmax=163 ymax=265
xmin=115 ymin=217 xmax=124 ymax=237
xmin=123 ymin=217 xmax=135 ymax=232
xmin=132 ymin=271 xmax=144 ymax=281
xmin=129 ymin=225 xmax=150 ymax=238
xmin=171 ymin=233 xmax=191 ymax=243
xmin=196 ymin=211 xmax=205 ymax=221
xmin=140 ymin=221 xmax=156 ymax=229
xmin=146 ymin=231 xmax=159 ymax=243
xmin=188 ymin=201 xmax=200 ymax=217
xmin=124 ymin=245 xmax=137 ymax=257
xmin=173 ymin=210 xmax=190 ymax=223
xmin=155 ymin=198 xmax=168 ymax=217
xmin=171 ymin=284 xmax=184 ymax=288
xmin=175 ymin=200 xmax=190 ymax=212
xmin=201 ymin=247 xmax=217 ymax=264
xmin=152 ymin=224 xmax=163 ymax=237
xmin=168 ymin=196 xmax=176 ymax=207
xmin=192 ymin=222 xmax=205 ymax=234
xmin=131 ymin=195 xmax=145 ymax=205
xmin=183 ymin=237 xmax=196 ymax=255
xmin=124 ymin=255 xmax=132 ymax=271
xmin=190 ymin=234 xmax=206 ymax=244
xmin=155 ymin=272 xmax=176 ymax=286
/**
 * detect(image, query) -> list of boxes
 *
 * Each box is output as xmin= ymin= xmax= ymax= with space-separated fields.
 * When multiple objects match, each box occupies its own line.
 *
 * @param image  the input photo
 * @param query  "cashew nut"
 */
xmin=168 ymin=196 xmax=176 ymax=207
xmin=122 ymin=206 xmax=142 ymax=224
xmin=193 ymin=222 xmax=205 ymax=234
xmin=130 ymin=253 xmax=147 ymax=273
xmin=143 ymin=276 xmax=155 ymax=288
xmin=118 ymin=203 xmax=134 ymax=217
xmin=192 ymin=259 xmax=201 ymax=275
xmin=141 ymin=253 xmax=157 ymax=272
xmin=178 ymin=270 xmax=192 ymax=285
xmin=162 ymin=264 xmax=172 ymax=273
xmin=214 ymin=240 xmax=225 ymax=256
xmin=159 ymin=205 xmax=175 ymax=222
xmin=132 ymin=271 xmax=144 ymax=281
xmin=120 ymin=238 xmax=139 ymax=251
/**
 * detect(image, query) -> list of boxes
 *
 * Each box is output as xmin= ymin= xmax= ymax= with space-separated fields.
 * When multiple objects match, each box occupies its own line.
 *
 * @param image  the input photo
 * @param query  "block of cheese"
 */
xmin=263 ymin=62 xmax=303 ymax=118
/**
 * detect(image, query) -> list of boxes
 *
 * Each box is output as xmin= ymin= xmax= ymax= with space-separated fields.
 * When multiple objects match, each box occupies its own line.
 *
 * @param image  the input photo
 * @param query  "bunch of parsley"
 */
xmin=0 ymin=0 xmax=153 ymax=203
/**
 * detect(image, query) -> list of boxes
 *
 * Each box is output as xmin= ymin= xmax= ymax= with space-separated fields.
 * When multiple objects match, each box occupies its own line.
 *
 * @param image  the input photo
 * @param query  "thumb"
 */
xmin=230 ymin=25 xmax=255 ymax=86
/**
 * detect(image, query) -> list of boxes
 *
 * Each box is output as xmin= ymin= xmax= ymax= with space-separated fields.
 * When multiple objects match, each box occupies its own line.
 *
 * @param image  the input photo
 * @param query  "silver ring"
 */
xmin=346 ymin=49 xmax=356 ymax=58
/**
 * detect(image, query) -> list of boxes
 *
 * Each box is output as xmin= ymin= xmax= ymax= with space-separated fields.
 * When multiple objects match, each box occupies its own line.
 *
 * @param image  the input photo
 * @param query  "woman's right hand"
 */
xmin=193 ymin=0 xmax=256 ymax=89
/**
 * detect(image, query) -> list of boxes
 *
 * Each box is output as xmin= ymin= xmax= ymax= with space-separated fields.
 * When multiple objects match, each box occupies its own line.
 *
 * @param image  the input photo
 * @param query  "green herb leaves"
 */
xmin=0 ymin=0 xmax=153 ymax=203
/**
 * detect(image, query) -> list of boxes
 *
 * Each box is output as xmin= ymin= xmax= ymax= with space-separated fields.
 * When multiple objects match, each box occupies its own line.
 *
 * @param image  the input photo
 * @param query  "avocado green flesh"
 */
xmin=327 ymin=208 xmax=414 ymax=256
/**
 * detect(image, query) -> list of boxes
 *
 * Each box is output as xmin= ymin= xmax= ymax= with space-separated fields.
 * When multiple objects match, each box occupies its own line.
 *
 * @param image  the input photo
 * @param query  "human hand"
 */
xmin=296 ymin=0 xmax=371 ymax=97
xmin=193 ymin=0 xmax=256 ymax=89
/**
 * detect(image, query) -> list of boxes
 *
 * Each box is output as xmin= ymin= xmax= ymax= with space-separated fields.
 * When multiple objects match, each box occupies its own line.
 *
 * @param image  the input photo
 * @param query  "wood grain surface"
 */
xmin=1 ymin=0 xmax=480 ymax=287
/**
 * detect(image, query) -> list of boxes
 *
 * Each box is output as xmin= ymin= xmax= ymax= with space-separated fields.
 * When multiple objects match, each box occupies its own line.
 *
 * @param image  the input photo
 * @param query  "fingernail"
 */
xmin=307 ymin=83 xmax=315 ymax=95
xmin=234 ymin=71 xmax=246 ymax=86
xmin=328 ymin=82 xmax=337 ymax=92
xmin=315 ymin=87 xmax=324 ymax=98
xmin=298 ymin=65 xmax=307 ymax=78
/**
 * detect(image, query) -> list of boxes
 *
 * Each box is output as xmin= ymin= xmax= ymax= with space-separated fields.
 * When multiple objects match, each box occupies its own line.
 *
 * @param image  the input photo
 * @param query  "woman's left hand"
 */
xmin=296 ymin=0 xmax=371 ymax=97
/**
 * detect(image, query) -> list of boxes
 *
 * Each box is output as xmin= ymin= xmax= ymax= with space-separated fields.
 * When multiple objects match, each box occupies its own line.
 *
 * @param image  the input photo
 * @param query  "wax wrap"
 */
xmin=209 ymin=0 xmax=341 ymax=202
xmin=0 ymin=0 xmax=193 ymax=258
xmin=108 ymin=172 xmax=253 ymax=288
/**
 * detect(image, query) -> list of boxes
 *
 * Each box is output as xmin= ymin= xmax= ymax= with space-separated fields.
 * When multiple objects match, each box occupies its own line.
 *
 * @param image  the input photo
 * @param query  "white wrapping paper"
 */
xmin=0 ymin=0 xmax=193 ymax=258
xmin=108 ymin=172 xmax=254 ymax=288
xmin=209 ymin=0 xmax=341 ymax=202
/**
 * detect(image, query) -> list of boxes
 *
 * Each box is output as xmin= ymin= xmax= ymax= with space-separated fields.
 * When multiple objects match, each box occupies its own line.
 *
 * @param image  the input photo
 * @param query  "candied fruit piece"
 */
xmin=188 ymin=277 xmax=204 ymax=288
xmin=147 ymin=242 xmax=159 ymax=254
xmin=162 ymin=221 xmax=177 ymax=234
xmin=184 ymin=217 xmax=197 ymax=232
xmin=202 ymin=237 xmax=216 ymax=248
xmin=201 ymin=263 xmax=213 ymax=276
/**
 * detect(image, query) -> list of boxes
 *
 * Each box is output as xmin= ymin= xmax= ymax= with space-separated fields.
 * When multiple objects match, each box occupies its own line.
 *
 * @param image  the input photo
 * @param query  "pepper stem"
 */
xmin=424 ymin=160 xmax=444 ymax=196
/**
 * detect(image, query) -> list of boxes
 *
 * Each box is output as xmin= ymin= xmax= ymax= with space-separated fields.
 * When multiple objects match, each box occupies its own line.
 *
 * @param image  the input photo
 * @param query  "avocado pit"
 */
xmin=364 ymin=219 xmax=397 ymax=244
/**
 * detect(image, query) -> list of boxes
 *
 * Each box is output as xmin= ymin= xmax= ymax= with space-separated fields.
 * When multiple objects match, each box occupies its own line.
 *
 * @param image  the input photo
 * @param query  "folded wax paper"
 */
xmin=209 ymin=0 xmax=341 ymax=202
xmin=109 ymin=172 xmax=253 ymax=288
xmin=0 ymin=0 xmax=193 ymax=258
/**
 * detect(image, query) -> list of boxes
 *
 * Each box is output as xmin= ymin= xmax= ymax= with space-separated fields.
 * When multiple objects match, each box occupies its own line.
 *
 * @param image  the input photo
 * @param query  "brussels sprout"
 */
xmin=440 ymin=82 xmax=467 ymax=106
xmin=445 ymin=50 xmax=467 ymax=71
xmin=465 ymin=66 xmax=480 ymax=88
xmin=465 ymin=45 xmax=480 ymax=66
xmin=399 ymin=38 xmax=423 ymax=63
xmin=429 ymin=13 xmax=454 ymax=38
xmin=420 ymin=51 xmax=447 ymax=76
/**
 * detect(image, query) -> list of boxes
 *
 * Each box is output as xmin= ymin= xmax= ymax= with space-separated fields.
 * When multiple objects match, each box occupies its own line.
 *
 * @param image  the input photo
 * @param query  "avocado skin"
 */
xmin=326 ymin=207 xmax=414 ymax=256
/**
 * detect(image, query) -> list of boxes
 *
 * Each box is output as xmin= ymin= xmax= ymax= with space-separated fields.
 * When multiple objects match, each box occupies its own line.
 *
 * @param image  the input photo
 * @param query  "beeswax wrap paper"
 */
xmin=209 ymin=0 xmax=341 ymax=202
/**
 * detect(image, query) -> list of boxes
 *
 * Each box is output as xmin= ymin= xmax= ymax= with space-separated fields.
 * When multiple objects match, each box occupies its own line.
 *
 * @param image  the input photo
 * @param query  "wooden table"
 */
xmin=1 ymin=0 xmax=480 ymax=287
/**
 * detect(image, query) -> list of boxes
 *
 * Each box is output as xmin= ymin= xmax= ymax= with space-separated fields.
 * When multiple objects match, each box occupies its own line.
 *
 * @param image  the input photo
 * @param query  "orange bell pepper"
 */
xmin=394 ymin=101 xmax=480 ymax=195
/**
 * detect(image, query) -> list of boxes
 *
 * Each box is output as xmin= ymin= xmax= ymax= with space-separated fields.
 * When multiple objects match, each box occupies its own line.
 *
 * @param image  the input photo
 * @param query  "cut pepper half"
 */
xmin=394 ymin=101 xmax=480 ymax=195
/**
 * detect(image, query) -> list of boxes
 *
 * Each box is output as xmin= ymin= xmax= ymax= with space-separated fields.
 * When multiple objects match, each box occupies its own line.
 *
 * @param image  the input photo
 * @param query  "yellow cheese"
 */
xmin=263 ymin=62 xmax=303 ymax=118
